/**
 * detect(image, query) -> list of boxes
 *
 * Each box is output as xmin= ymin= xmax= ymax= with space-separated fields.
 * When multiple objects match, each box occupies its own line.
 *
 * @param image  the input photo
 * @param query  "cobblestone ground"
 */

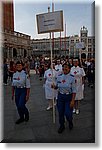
xmin=2 ymin=70 xmax=95 ymax=143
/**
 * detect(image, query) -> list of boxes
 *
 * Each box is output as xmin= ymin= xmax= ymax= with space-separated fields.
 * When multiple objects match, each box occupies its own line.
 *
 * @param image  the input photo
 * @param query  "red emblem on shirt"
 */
xmin=48 ymin=74 xmax=51 ymax=76
xmin=62 ymin=80 xmax=66 ymax=83
xmin=17 ymin=77 xmax=20 ymax=80
xmin=74 ymin=71 xmax=77 ymax=74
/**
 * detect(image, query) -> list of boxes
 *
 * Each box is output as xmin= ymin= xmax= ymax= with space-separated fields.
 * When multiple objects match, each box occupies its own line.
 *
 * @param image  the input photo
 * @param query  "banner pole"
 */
xmin=49 ymin=31 xmax=55 ymax=124
xmin=48 ymin=6 xmax=55 ymax=124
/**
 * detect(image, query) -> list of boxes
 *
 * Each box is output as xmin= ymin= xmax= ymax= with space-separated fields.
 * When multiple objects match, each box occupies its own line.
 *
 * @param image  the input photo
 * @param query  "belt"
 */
xmin=15 ymin=86 xmax=26 ymax=88
xmin=59 ymin=92 xmax=71 ymax=95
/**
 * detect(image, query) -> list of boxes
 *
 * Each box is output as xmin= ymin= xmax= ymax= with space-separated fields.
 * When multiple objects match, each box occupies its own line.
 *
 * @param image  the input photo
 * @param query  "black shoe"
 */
xmin=90 ymin=85 xmax=93 ymax=88
xmin=69 ymin=121 xmax=73 ymax=130
xmin=58 ymin=126 xmax=65 ymax=134
xmin=15 ymin=118 xmax=25 ymax=124
xmin=25 ymin=116 xmax=29 ymax=122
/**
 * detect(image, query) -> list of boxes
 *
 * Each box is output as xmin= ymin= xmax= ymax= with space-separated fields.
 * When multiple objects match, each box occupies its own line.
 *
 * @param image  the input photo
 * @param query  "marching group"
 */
xmin=3 ymin=56 xmax=95 ymax=133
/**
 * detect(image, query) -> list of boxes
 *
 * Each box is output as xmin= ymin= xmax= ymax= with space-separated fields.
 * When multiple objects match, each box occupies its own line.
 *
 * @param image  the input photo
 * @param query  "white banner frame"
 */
xmin=36 ymin=10 xmax=63 ymax=34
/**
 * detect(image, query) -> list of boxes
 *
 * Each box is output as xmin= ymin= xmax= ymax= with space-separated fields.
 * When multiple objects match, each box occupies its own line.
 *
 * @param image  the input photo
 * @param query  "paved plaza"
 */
xmin=2 ymin=70 xmax=95 ymax=143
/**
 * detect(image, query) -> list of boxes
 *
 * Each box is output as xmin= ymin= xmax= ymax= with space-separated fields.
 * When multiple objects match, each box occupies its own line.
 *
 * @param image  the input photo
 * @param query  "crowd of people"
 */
xmin=3 ymin=56 xmax=95 ymax=87
xmin=3 ymin=55 xmax=95 ymax=133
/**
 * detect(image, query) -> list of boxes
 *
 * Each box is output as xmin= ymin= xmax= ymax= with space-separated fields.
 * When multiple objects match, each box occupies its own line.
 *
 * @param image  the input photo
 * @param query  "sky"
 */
xmin=13 ymin=0 xmax=94 ymax=39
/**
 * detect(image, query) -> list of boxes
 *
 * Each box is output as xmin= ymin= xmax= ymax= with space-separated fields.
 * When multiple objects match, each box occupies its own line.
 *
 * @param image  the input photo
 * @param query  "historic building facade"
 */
xmin=2 ymin=1 xmax=32 ymax=59
xmin=31 ymin=26 xmax=95 ymax=59
xmin=1 ymin=1 xmax=95 ymax=60
xmin=3 ymin=30 xmax=31 ymax=59
xmin=80 ymin=26 xmax=95 ymax=59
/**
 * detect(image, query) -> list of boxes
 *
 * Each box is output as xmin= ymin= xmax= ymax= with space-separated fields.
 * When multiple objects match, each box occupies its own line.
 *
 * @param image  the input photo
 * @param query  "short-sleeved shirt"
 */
xmin=56 ymin=73 xmax=76 ymax=94
xmin=12 ymin=70 xmax=30 ymax=88
xmin=55 ymin=64 xmax=62 ymax=76
xmin=44 ymin=68 xmax=56 ymax=84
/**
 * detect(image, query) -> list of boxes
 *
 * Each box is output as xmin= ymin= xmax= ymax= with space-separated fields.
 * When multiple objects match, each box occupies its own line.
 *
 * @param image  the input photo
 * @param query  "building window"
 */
xmin=76 ymin=39 xmax=79 ymax=43
xmin=88 ymin=48 xmax=92 ymax=52
xmin=93 ymin=39 xmax=95 ymax=43
xmin=71 ymin=40 xmax=74 ymax=43
xmin=88 ymin=39 xmax=91 ymax=43
xmin=81 ymin=33 xmax=87 ymax=37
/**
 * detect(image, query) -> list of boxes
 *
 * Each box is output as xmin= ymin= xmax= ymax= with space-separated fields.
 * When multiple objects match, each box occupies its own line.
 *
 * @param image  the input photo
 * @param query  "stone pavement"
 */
xmin=2 ymin=70 xmax=95 ymax=143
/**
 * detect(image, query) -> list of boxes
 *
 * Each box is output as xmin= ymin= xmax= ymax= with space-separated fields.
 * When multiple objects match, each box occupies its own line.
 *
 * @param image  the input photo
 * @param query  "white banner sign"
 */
xmin=75 ymin=42 xmax=85 ymax=49
xmin=36 ymin=10 xmax=63 ymax=34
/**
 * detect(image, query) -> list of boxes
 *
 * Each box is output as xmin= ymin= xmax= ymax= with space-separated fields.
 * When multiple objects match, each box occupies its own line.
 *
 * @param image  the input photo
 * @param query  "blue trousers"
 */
xmin=57 ymin=93 xmax=73 ymax=127
xmin=15 ymin=88 xmax=29 ymax=119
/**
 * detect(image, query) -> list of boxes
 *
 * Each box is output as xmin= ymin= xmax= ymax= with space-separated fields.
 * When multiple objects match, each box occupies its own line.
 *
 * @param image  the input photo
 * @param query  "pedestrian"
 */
xmin=24 ymin=60 xmax=30 ymax=76
xmin=39 ymin=64 xmax=44 ymax=80
xmin=3 ymin=58 xmax=9 ymax=85
xmin=35 ymin=60 xmax=40 ymax=74
xmin=87 ymin=59 xmax=95 ymax=88
xmin=68 ymin=58 xmax=73 ymax=67
xmin=12 ymin=61 xmax=30 ymax=124
xmin=44 ymin=62 xmax=57 ymax=110
xmin=52 ymin=63 xmax=76 ymax=133
xmin=55 ymin=59 xmax=62 ymax=76
xmin=9 ymin=60 xmax=14 ymax=82
xmin=70 ymin=58 xmax=85 ymax=115
xmin=8 ymin=61 xmax=16 ymax=82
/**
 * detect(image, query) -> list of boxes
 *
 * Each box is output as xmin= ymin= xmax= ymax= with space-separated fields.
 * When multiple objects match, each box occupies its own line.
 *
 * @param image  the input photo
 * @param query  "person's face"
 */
xmin=16 ymin=64 xmax=23 ymax=71
xmin=63 ymin=65 xmax=70 ymax=74
xmin=69 ymin=59 xmax=72 ymax=64
xmin=57 ymin=61 xmax=60 ymax=65
xmin=73 ymin=60 xmax=79 ymax=67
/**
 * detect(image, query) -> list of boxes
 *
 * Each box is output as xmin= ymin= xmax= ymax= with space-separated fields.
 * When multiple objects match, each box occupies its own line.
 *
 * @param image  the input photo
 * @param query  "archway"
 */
xmin=81 ymin=53 xmax=86 ymax=59
xmin=13 ymin=48 xmax=17 ymax=57
xmin=24 ymin=49 xmax=27 ymax=58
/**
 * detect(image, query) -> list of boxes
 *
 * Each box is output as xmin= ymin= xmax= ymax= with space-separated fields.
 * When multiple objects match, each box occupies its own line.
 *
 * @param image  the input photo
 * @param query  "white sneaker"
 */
xmin=76 ymin=109 xmax=79 ymax=114
xmin=46 ymin=106 xmax=52 ymax=111
xmin=54 ymin=102 xmax=57 ymax=106
xmin=73 ymin=108 xmax=76 ymax=113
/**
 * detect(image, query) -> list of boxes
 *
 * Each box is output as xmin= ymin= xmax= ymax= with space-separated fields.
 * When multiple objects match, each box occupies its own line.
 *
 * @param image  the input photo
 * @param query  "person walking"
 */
xmin=3 ymin=58 xmax=9 ymax=85
xmin=70 ymin=58 xmax=85 ymax=115
xmin=12 ymin=61 xmax=30 ymax=124
xmin=52 ymin=63 xmax=76 ymax=133
xmin=44 ymin=62 xmax=57 ymax=110
xmin=87 ymin=59 xmax=95 ymax=88
xmin=55 ymin=59 xmax=62 ymax=76
xmin=8 ymin=61 xmax=16 ymax=82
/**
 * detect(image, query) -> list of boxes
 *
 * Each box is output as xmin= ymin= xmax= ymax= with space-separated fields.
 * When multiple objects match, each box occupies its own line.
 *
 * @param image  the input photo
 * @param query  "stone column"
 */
xmin=86 ymin=51 xmax=88 ymax=60
xmin=7 ymin=47 xmax=9 ymax=59
xmin=19 ymin=48 xmax=21 ymax=56
xmin=11 ymin=47 xmax=13 ymax=58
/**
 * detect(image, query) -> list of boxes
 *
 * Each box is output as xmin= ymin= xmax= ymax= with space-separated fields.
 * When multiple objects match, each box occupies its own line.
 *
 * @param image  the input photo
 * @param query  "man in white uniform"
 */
xmin=55 ymin=60 xmax=62 ymax=77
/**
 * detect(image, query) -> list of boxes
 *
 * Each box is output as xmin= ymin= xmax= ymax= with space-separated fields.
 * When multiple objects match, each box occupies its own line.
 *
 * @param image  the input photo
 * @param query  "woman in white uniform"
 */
xmin=70 ymin=59 xmax=85 ymax=114
xmin=44 ymin=63 xmax=57 ymax=110
xmin=55 ymin=59 xmax=62 ymax=76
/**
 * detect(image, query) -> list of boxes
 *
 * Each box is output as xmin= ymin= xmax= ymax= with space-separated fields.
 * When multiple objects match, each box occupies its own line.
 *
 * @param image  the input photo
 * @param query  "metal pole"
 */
xmin=65 ymin=22 xmax=66 ymax=56
xmin=60 ymin=31 xmax=61 ymax=56
xmin=52 ymin=2 xmax=54 ymax=57
xmin=48 ymin=6 xmax=55 ymax=124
